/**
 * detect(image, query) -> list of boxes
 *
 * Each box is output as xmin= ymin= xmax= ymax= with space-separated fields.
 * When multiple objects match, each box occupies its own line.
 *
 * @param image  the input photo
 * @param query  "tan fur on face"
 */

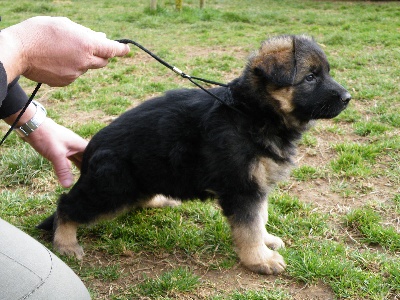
xmin=249 ymin=36 xmax=294 ymax=83
xmin=247 ymin=35 xmax=321 ymax=130
xmin=268 ymin=86 xmax=295 ymax=114
xmin=259 ymin=35 xmax=293 ymax=56
xmin=247 ymin=36 xmax=298 ymax=123
xmin=267 ymin=86 xmax=307 ymax=129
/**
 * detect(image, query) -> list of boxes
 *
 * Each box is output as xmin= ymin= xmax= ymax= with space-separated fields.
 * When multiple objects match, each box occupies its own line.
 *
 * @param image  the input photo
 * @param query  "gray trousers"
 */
xmin=0 ymin=218 xmax=91 ymax=300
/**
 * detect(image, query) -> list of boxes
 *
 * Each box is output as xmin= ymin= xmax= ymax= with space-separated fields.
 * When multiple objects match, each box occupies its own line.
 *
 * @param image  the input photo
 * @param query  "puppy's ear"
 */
xmin=251 ymin=36 xmax=297 ymax=86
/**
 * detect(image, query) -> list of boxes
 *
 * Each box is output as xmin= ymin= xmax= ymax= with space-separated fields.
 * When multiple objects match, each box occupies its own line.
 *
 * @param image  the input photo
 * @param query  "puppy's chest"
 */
xmin=250 ymin=156 xmax=293 ymax=190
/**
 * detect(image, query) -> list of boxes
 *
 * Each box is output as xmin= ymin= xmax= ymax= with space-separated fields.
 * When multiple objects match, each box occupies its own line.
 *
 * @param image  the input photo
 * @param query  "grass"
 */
xmin=1 ymin=0 xmax=400 ymax=299
xmin=211 ymin=289 xmax=291 ymax=300
xmin=130 ymin=267 xmax=200 ymax=299
xmin=344 ymin=206 xmax=400 ymax=252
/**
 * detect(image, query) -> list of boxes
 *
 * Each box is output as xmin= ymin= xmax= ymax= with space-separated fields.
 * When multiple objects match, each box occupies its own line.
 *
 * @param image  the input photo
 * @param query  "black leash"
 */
xmin=0 ymin=82 xmax=42 ymax=146
xmin=116 ymin=39 xmax=247 ymax=117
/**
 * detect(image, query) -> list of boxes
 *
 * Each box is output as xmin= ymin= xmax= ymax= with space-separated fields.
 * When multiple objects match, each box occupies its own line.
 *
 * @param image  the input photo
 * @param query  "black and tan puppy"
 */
xmin=38 ymin=35 xmax=351 ymax=275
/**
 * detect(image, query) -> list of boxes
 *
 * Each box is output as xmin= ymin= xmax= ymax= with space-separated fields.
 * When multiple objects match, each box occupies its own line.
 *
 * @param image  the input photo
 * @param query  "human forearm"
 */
xmin=0 ymin=27 xmax=25 ymax=84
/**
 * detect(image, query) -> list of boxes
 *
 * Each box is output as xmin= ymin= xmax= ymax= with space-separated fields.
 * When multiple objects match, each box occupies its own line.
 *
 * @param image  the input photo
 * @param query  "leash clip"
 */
xmin=172 ymin=67 xmax=191 ymax=79
xmin=172 ymin=66 xmax=183 ymax=75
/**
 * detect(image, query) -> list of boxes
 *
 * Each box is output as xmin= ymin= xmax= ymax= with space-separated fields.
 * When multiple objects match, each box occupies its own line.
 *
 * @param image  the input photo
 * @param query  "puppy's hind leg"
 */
xmin=52 ymin=193 xmax=84 ymax=259
xmin=53 ymin=216 xmax=83 ymax=260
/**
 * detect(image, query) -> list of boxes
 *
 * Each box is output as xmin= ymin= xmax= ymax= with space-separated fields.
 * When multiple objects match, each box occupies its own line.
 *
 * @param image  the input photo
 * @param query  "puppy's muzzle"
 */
xmin=329 ymin=79 xmax=351 ymax=105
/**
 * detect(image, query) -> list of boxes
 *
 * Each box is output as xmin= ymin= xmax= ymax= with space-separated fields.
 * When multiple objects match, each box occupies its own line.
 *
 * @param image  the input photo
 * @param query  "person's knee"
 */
xmin=27 ymin=250 xmax=91 ymax=299
xmin=0 ymin=218 xmax=91 ymax=299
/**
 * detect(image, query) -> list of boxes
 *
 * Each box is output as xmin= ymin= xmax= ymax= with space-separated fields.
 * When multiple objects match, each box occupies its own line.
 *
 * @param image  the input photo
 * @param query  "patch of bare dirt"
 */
xmin=288 ymin=119 xmax=398 ymax=215
xmin=80 ymin=250 xmax=336 ymax=300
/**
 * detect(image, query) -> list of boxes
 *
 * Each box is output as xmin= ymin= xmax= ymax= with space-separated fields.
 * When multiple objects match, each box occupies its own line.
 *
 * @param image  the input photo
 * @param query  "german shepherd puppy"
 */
xmin=38 ymin=35 xmax=351 ymax=275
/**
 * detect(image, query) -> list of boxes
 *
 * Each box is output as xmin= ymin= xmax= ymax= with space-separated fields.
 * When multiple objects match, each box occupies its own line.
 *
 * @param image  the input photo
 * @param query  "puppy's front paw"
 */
xmin=264 ymin=233 xmax=285 ymax=250
xmin=245 ymin=251 xmax=286 ymax=275
xmin=239 ymin=245 xmax=286 ymax=275
xmin=54 ymin=241 xmax=84 ymax=260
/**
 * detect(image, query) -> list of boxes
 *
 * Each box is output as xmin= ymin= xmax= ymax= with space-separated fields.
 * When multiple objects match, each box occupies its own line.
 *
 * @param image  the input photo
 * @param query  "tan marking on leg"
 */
xmin=259 ymin=200 xmax=285 ymax=250
xmin=140 ymin=195 xmax=181 ymax=208
xmin=53 ymin=220 xmax=84 ymax=259
xmin=248 ymin=156 xmax=289 ymax=252
xmin=229 ymin=209 xmax=286 ymax=275
xmin=260 ymin=200 xmax=269 ymax=225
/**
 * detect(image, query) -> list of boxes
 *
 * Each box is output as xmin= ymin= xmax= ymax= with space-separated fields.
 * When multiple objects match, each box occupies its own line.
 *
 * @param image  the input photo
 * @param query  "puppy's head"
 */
xmin=245 ymin=35 xmax=351 ymax=122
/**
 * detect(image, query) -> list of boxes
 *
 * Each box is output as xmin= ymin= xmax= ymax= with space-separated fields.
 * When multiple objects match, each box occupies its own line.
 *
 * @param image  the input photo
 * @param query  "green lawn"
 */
xmin=1 ymin=0 xmax=399 ymax=299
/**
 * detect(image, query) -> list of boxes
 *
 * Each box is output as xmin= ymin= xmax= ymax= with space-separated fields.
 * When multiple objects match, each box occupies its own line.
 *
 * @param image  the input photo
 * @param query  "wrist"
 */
xmin=4 ymin=101 xmax=47 ymax=137
xmin=15 ymin=101 xmax=47 ymax=137
xmin=3 ymin=101 xmax=36 ymax=126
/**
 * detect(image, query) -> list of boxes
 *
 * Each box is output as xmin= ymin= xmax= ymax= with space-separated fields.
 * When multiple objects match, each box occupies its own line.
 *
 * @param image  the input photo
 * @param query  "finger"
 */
xmin=53 ymin=158 xmax=74 ymax=188
xmin=87 ymin=56 xmax=109 ymax=69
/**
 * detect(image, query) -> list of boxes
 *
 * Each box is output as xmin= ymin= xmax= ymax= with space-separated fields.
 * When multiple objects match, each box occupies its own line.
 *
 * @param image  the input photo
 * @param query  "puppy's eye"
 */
xmin=305 ymin=74 xmax=316 ymax=82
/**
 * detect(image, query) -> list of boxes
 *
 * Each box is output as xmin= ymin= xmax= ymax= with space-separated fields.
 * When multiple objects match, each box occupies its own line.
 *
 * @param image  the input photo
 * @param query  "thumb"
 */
xmin=94 ymin=39 xmax=130 ymax=59
xmin=53 ymin=158 xmax=74 ymax=188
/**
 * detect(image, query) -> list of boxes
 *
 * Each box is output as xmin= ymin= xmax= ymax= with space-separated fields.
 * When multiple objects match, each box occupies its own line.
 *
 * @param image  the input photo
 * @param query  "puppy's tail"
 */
xmin=36 ymin=212 xmax=56 ymax=231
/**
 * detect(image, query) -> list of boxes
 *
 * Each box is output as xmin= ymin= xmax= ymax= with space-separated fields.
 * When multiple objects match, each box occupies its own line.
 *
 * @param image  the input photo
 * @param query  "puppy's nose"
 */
xmin=341 ymin=92 xmax=351 ymax=104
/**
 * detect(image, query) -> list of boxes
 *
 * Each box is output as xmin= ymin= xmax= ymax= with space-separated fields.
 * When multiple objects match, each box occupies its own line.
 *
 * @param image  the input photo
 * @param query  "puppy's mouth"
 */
xmin=313 ymin=89 xmax=352 ymax=119
xmin=313 ymin=100 xmax=350 ymax=119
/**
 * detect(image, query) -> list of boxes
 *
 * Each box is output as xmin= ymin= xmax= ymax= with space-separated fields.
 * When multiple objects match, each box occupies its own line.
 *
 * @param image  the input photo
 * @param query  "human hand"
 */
xmin=24 ymin=118 xmax=88 ymax=188
xmin=0 ymin=16 xmax=130 ymax=86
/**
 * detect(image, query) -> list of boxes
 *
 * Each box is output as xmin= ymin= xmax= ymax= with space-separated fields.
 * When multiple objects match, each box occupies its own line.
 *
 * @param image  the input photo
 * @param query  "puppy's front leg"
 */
xmin=259 ymin=201 xmax=285 ymax=250
xmin=227 ymin=201 xmax=286 ymax=275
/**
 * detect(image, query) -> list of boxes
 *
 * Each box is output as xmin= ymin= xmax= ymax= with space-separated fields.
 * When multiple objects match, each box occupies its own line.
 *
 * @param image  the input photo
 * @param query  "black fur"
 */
xmin=41 ymin=86 xmax=292 ymax=224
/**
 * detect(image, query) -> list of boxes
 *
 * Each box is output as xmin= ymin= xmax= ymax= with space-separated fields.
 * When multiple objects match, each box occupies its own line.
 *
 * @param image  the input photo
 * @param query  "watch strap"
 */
xmin=13 ymin=101 xmax=47 ymax=137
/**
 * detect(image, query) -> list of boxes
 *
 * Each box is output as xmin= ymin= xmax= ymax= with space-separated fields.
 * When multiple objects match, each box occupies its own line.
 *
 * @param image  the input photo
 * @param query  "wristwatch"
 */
xmin=13 ymin=101 xmax=47 ymax=137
